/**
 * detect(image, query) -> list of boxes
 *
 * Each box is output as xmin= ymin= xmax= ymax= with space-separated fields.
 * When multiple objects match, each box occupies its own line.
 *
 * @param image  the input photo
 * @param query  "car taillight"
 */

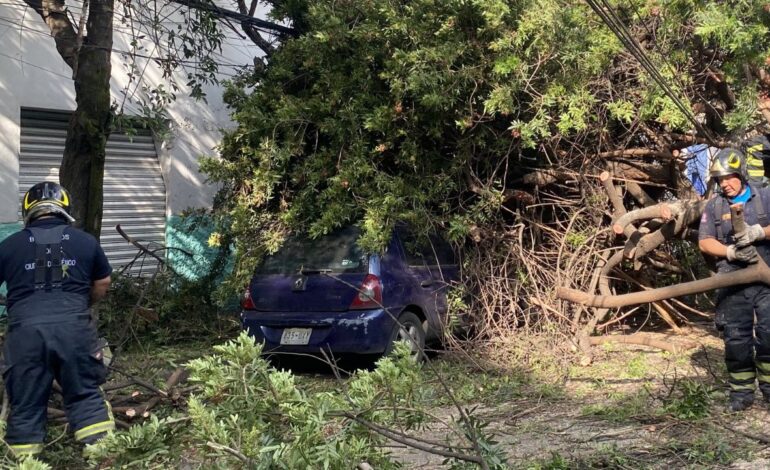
xmin=349 ymin=274 xmax=383 ymax=310
xmin=241 ymin=288 xmax=256 ymax=310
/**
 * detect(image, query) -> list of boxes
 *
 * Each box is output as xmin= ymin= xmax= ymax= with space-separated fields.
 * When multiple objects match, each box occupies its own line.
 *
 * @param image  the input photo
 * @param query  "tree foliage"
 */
xmin=86 ymin=333 xmax=439 ymax=468
xmin=204 ymin=0 xmax=770 ymax=298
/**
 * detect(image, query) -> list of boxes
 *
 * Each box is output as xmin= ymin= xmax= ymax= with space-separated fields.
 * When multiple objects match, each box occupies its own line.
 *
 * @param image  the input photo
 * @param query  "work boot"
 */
xmin=728 ymin=393 xmax=754 ymax=412
xmin=759 ymin=383 xmax=770 ymax=403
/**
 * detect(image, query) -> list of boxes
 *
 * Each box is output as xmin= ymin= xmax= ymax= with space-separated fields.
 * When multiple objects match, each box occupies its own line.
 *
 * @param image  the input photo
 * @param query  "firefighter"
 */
xmin=0 ymin=182 xmax=114 ymax=457
xmin=699 ymin=148 xmax=770 ymax=411
xmin=743 ymin=134 xmax=770 ymax=188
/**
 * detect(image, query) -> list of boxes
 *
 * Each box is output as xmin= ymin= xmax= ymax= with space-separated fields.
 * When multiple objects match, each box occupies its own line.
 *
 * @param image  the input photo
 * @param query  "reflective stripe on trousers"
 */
xmin=4 ymin=292 xmax=111 ymax=447
xmin=717 ymin=284 xmax=770 ymax=395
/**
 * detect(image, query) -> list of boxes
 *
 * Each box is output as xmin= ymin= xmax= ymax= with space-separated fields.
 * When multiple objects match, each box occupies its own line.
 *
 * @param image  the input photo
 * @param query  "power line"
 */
xmin=0 ymin=15 xmax=249 ymax=73
xmin=0 ymin=49 xmax=73 ymax=79
xmin=585 ymin=0 xmax=717 ymax=145
xmin=3 ymin=0 xmax=275 ymax=50
xmin=624 ymin=1 xmax=723 ymax=131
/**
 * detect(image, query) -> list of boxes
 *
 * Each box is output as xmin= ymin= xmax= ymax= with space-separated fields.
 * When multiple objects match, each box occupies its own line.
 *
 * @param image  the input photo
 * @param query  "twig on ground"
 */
xmin=206 ymin=441 xmax=252 ymax=464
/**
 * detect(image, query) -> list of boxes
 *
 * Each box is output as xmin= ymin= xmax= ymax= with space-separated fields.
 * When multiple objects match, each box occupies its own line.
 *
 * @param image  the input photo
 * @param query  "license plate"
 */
xmin=280 ymin=328 xmax=312 ymax=345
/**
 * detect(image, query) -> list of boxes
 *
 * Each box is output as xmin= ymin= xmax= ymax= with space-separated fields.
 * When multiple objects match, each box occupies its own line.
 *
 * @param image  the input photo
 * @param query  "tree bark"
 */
xmin=556 ymin=260 xmax=770 ymax=307
xmin=72 ymin=4 xmax=112 ymax=236
xmin=26 ymin=0 xmax=114 ymax=237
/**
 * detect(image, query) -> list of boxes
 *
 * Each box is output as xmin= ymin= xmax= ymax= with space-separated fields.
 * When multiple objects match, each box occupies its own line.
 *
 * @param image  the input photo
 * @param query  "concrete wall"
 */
xmin=0 ymin=3 xmax=261 ymax=222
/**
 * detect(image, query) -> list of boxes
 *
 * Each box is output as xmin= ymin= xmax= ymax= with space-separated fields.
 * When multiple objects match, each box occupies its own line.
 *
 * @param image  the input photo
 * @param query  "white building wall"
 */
xmin=0 ymin=2 xmax=260 ymax=223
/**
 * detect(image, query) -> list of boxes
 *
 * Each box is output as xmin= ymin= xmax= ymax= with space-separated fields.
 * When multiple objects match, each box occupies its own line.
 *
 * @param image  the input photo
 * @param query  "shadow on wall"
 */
xmin=163 ymin=113 xmax=223 ymax=214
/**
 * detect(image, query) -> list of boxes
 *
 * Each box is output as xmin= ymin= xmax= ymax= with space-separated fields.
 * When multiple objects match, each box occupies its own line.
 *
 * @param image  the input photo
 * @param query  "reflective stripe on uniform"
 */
xmin=747 ymin=143 xmax=764 ymax=174
xmin=758 ymin=373 xmax=770 ymax=384
xmin=747 ymin=152 xmax=764 ymax=176
xmin=756 ymin=362 xmax=770 ymax=374
xmin=730 ymin=382 xmax=756 ymax=391
xmin=9 ymin=443 xmax=44 ymax=456
xmin=729 ymin=371 xmax=757 ymax=381
xmin=74 ymin=419 xmax=115 ymax=441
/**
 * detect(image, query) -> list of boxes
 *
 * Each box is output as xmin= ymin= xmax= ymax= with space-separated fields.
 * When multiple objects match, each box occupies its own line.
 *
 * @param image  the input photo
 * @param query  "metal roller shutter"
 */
xmin=19 ymin=108 xmax=166 ymax=275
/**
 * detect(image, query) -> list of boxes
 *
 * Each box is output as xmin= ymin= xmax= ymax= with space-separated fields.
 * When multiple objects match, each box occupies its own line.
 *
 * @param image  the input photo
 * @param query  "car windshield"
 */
xmin=255 ymin=226 xmax=368 ymax=275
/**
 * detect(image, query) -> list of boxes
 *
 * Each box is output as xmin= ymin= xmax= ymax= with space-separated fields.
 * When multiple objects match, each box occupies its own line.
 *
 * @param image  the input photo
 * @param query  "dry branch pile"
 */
xmin=460 ymin=132 xmax=750 ymax=363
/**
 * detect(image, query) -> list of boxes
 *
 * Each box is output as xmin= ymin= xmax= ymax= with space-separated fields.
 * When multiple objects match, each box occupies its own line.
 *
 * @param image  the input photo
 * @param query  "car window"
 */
xmin=255 ymin=226 xmax=368 ymax=274
xmin=397 ymin=227 xmax=456 ymax=266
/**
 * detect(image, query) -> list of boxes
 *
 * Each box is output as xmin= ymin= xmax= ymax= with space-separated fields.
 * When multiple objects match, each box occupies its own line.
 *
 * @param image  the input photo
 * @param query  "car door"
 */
xmin=396 ymin=227 xmax=458 ymax=336
xmin=420 ymin=233 xmax=458 ymax=332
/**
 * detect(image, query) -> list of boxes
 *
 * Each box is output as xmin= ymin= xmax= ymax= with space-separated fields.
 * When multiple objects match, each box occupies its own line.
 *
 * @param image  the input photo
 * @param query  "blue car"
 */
xmin=240 ymin=226 xmax=459 ymax=359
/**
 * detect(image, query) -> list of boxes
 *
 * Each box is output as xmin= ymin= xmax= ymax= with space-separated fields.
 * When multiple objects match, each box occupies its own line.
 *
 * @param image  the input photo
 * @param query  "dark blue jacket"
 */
xmin=0 ymin=217 xmax=111 ymax=310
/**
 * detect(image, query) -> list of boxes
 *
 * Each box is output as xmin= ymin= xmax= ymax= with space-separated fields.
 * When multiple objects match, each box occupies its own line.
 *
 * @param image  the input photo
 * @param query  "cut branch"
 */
xmin=557 ymin=259 xmax=770 ymax=307
xmin=598 ymin=149 xmax=674 ymax=160
xmin=559 ymin=203 xmax=764 ymax=308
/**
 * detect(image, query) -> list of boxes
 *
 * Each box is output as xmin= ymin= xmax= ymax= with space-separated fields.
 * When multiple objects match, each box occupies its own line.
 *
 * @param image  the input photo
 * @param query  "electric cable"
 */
xmin=597 ymin=0 xmax=708 ymax=131
xmin=585 ymin=0 xmax=718 ymax=145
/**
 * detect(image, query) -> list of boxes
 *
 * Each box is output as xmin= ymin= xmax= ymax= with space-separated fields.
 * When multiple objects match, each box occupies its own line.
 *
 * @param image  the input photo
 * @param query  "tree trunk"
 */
xmin=59 ymin=0 xmax=114 ymax=237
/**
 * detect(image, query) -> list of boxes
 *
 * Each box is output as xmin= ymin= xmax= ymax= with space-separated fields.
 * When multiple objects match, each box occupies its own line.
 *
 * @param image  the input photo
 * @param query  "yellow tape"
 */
xmin=9 ymin=443 xmax=43 ymax=456
xmin=74 ymin=420 xmax=115 ymax=441
xmin=730 ymin=371 xmax=756 ymax=381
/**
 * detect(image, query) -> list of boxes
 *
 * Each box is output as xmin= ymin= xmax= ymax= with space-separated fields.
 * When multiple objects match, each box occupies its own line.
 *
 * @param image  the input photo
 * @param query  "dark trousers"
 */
xmin=716 ymin=283 xmax=770 ymax=396
xmin=3 ymin=319 xmax=112 ymax=450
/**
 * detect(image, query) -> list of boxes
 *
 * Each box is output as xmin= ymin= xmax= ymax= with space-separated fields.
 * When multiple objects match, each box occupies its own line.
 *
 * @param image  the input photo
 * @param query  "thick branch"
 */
xmin=625 ymin=181 xmax=655 ymax=207
xmin=518 ymin=169 xmax=572 ymax=187
xmin=167 ymin=0 xmax=297 ymax=36
xmin=557 ymin=260 xmax=770 ymax=308
xmin=613 ymin=203 xmax=673 ymax=236
xmin=561 ymin=202 xmax=754 ymax=308
xmin=583 ymin=250 xmax=625 ymax=335
xmin=600 ymin=172 xmax=625 ymax=216
xmin=24 ymin=0 xmax=79 ymax=68
xmin=607 ymin=161 xmax=673 ymax=185
xmin=631 ymin=201 xmax=705 ymax=261
xmin=598 ymin=149 xmax=674 ymax=160
xmin=242 ymin=24 xmax=274 ymax=55
xmin=235 ymin=0 xmax=274 ymax=56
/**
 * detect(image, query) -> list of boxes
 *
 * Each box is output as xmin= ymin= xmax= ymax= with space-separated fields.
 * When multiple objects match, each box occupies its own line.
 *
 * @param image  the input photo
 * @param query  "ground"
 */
xmin=387 ymin=322 xmax=770 ymax=469
xmin=23 ymin=320 xmax=770 ymax=469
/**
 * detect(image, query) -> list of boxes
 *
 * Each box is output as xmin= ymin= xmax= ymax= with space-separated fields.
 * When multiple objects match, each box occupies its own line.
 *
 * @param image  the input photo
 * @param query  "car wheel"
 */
xmin=385 ymin=311 xmax=426 ymax=362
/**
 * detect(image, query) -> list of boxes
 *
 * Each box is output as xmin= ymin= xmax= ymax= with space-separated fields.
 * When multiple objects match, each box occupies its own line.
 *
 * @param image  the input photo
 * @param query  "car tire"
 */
xmin=384 ymin=311 xmax=426 ymax=362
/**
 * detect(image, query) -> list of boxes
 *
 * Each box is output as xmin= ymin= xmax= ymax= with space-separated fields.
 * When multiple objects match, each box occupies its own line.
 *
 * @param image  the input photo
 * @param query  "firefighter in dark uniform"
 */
xmin=0 ymin=182 xmax=114 ymax=457
xmin=699 ymin=148 xmax=770 ymax=411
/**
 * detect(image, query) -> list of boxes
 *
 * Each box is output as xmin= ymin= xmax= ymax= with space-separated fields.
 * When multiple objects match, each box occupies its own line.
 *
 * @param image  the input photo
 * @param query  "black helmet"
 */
xmin=22 ymin=181 xmax=75 ymax=225
xmin=709 ymin=147 xmax=745 ymax=180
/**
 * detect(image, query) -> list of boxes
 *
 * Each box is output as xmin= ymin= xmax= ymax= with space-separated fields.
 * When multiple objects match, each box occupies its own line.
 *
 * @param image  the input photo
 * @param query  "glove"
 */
xmin=726 ymin=244 xmax=760 ymax=264
xmin=735 ymin=224 xmax=766 ymax=247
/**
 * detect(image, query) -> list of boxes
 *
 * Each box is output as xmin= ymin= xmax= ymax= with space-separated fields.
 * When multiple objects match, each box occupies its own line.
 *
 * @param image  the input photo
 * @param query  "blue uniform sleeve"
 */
xmin=698 ymin=199 xmax=717 ymax=240
xmin=92 ymin=243 xmax=112 ymax=280
xmin=759 ymin=187 xmax=770 ymax=225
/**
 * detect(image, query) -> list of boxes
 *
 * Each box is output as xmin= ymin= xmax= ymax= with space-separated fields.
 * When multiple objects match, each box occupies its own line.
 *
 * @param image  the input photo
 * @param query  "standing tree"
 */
xmin=24 ymin=0 xmax=114 ymax=236
xmin=20 ymin=0 xmax=294 ymax=236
